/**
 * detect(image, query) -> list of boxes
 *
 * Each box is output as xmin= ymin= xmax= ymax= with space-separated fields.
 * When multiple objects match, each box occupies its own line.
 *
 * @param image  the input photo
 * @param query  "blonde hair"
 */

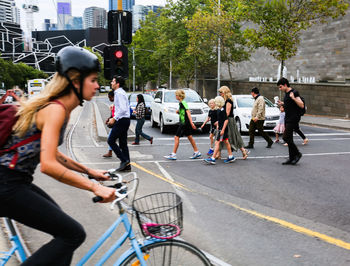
xmin=175 ymin=89 xmax=185 ymax=101
xmin=208 ymin=99 xmax=216 ymax=110
xmin=214 ymin=96 xmax=225 ymax=108
xmin=13 ymin=70 xmax=81 ymax=137
xmin=218 ymin=86 xmax=232 ymax=100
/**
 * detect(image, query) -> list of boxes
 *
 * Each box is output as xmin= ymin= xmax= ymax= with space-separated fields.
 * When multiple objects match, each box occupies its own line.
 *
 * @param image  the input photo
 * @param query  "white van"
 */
xmin=27 ymin=79 xmax=46 ymax=98
xmin=150 ymin=88 xmax=209 ymax=133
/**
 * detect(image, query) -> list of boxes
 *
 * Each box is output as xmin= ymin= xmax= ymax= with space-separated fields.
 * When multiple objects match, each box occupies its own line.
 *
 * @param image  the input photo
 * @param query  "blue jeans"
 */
xmin=107 ymin=118 xmax=130 ymax=163
xmin=135 ymin=118 xmax=152 ymax=143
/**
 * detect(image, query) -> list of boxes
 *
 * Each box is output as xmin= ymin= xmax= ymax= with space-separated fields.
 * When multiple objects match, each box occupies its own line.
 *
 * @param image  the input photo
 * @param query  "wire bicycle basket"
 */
xmin=133 ymin=192 xmax=183 ymax=239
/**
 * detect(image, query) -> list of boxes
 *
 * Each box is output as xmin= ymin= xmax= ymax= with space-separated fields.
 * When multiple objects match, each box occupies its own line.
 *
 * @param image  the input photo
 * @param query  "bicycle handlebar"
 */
xmin=91 ymin=171 xmax=138 ymax=209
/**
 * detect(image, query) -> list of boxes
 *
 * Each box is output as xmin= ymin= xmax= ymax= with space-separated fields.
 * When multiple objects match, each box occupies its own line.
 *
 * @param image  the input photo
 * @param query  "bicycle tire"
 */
xmin=120 ymin=239 xmax=212 ymax=266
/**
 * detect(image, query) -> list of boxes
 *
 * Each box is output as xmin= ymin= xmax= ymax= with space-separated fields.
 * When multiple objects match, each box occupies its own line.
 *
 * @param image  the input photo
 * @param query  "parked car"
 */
xmin=128 ymin=93 xmax=153 ymax=119
xmin=150 ymin=88 xmax=210 ymax=133
xmin=232 ymin=94 xmax=280 ymax=133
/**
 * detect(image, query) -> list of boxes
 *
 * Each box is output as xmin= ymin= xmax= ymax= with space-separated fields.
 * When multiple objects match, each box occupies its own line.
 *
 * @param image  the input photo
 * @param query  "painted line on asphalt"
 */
xmin=72 ymin=137 xmax=350 ymax=149
xmin=130 ymin=162 xmax=350 ymax=252
xmin=217 ymin=199 xmax=350 ymax=251
xmin=130 ymin=162 xmax=191 ymax=192
xmin=154 ymin=162 xmax=197 ymax=213
xmin=81 ymin=151 xmax=350 ymax=166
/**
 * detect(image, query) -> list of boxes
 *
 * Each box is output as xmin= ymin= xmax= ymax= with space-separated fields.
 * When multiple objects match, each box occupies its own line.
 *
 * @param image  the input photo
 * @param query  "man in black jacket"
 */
xmin=277 ymin=78 xmax=304 ymax=165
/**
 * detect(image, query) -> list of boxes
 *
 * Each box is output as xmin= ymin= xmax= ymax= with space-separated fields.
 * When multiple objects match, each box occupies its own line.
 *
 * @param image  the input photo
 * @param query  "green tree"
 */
xmin=239 ymin=0 xmax=349 ymax=78
xmin=83 ymin=46 xmax=108 ymax=87
xmin=131 ymin=12 xmax=161 ymax=90
xmin=187 ymin=0 xmax=251 ymax=88
xmin=0 ymin=57 xmax=47 ymax=90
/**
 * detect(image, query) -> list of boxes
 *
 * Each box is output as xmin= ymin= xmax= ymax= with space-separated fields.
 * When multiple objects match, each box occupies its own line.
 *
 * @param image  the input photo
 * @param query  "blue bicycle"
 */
xmin=1 ymin=172 xmax=212 ymax=265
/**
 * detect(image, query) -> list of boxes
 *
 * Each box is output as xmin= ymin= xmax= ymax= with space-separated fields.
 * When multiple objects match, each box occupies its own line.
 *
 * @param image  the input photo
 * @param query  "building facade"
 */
xmin=109 ymin=0 xmax=135 ymax=11
xmin=83 ymin=7 xmax=107 ymax=29
xmin=0 ymin=0 xmax=17 ymax=24
xmin=57 ymin=0 xmax=72 ymax=30
xmin=132 ymin=5 xmax=162 ymax=33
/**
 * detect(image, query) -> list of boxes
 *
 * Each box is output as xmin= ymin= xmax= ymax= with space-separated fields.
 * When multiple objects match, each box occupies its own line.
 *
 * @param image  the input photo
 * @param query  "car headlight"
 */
xmin=203 ymin=107 xmax=209 ymax=113
xmin=164 ymin=107 xmax=177 ymax=113
xmin=242 ymin=113 xmax=251 ymax=118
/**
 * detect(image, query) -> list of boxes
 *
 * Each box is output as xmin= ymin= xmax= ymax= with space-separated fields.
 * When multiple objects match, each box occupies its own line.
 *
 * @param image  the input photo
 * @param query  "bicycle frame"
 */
xmin=76 ymin=202 xmax=163 ymax=266
xmin=0 ymin=218 xmax=27 ymax=266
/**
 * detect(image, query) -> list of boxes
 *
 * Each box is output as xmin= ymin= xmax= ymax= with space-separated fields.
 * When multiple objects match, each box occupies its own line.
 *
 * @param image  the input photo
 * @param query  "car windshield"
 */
xmin=129 ymin=94 xmax=154 ymax=103
xmin=164 ymin=90 xmax=202 ymax=103
xmin=236 ymin=97 xmax=275 ymax=108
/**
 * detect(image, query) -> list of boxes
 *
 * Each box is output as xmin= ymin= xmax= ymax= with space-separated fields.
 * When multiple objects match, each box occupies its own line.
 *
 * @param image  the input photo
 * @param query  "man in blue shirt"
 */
xmin=107 ymin=76 xmax=131 ymax=171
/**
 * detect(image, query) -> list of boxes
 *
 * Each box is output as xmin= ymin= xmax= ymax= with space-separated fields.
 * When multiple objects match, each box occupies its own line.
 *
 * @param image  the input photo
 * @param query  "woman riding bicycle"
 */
xmin=0 ymin=46 xmax=116 ymax=265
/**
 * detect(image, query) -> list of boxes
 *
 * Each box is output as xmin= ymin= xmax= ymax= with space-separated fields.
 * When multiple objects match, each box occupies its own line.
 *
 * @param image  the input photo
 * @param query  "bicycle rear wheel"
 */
xmin=120 ymin=239 xmax=212 ymax=266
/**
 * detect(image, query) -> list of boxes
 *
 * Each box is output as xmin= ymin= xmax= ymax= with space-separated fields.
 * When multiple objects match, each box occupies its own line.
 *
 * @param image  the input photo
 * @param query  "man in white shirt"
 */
xmin=107 ymin=76 xmax=131 ymax=171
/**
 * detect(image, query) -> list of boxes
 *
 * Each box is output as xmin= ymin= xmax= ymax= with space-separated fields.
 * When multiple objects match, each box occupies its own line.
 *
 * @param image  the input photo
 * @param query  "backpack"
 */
xmin=0 ymin=104 xmax=18 ymax=147
xmin=0 ymin=104 xmax=41 ymax=169
xmin=292 ymin=89 xmax=306 ymax=116
xmin=299 ymin=96 xmax=306 ymax=116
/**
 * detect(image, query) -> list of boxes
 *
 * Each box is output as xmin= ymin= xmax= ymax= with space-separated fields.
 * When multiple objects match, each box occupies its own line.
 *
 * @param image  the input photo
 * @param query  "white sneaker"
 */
xmin=190 ymin=151 xmax=201 ymax=159
xmin=164 ymin=153 xmax=177 ymax=160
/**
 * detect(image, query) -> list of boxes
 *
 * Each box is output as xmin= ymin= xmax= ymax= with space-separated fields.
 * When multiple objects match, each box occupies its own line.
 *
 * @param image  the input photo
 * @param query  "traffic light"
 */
xmin=103 ymin=45 xmax=129 ymax=80
xmin=108 ymin=10 xmax=132 ymax=44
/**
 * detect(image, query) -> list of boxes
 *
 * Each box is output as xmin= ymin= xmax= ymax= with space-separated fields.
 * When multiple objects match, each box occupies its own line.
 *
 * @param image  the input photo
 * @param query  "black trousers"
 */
xmin=0 ymin=167 xmax=86 ymax=265
xmin=248 ymin=119 xmax=273 ymax=146
xmin=283 ymin=122 xmax=301 ymax=160
xmin=107 ymin=117 xmax=130 ymax=163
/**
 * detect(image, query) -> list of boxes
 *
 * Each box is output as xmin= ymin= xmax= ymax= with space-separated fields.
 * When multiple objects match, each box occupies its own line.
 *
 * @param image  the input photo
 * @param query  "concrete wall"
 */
xmin=195 ymin=80 xmax=350 ymax=118
xmin=221 ymin=11 xmax=350 ymax=82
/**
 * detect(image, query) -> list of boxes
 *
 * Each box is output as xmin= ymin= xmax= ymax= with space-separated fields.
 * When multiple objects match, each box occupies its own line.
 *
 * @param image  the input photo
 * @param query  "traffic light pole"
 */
xmin=217 ymin=0 xmax=221 ymax=95
xmin=132 ymin=47 xmax=135 ymax=92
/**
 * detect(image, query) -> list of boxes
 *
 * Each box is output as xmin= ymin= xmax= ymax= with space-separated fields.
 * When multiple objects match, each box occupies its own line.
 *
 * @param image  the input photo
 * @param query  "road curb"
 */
xmin=300 ymin=122 xmax=350 ymax=132
xmin=92 ymin=101 xmax=136 ymax=142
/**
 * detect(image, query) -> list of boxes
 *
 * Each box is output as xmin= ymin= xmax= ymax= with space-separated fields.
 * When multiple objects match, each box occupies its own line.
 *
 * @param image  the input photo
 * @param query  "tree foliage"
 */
xmin=186 ymin=0 xmax=251 ymax=86
xmin=0 ymin=57 xmax=47 ymax=90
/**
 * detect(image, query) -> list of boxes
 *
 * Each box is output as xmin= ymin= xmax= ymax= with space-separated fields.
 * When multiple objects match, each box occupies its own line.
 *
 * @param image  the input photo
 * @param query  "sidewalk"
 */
xmin=300 ymin=114 xmax=350 ymax=131
xmin=93 ymin=101 xmax=135 ymax=142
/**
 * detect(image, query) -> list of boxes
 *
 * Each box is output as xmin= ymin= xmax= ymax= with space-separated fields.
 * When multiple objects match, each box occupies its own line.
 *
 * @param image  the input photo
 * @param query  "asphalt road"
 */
xmin=18 ymin=97 xmax=350 ymax=266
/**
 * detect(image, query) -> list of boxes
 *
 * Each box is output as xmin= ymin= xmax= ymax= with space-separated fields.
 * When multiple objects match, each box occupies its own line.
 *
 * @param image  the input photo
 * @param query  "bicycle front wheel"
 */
xmin=120 ymin=239 xmax=212 ymax=266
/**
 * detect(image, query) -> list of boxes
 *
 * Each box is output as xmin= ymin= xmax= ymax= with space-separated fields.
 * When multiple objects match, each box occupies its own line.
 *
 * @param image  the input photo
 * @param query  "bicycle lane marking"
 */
xmin=154 ymin=161 xmax=197 ymax=213
xmin=131 ymin=161 xmax=350 ymax=251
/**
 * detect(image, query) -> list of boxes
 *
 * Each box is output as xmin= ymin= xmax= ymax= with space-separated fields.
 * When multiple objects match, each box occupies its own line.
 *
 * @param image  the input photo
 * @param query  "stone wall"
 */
xmin=220 ymin=11 xmax=350 ymax=82
xmin=195 ymin=80 xmax=350 ymax=118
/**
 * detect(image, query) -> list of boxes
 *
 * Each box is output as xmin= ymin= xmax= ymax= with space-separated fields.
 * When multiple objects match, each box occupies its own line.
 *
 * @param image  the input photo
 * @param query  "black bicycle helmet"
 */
xmin=55 ymin=46 xmax=101 ymax=105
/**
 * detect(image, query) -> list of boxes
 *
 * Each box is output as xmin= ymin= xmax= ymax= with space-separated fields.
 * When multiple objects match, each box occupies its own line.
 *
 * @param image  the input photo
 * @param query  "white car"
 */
xmin=232 ymin=94 xmax=280 ymax=133
xmin=150 ymin=88 xmax=209 ymax=133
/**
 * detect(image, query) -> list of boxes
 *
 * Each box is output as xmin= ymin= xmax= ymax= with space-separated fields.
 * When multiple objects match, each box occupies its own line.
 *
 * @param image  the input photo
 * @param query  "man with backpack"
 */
xmin=277 ymin=77 xmax=305 ymax=165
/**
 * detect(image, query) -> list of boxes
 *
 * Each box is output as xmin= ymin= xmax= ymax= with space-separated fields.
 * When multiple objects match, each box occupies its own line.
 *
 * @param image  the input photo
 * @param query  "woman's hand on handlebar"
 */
xmin=88 ymin=169 xmax=109 ymax=181
xmin=92 ymin=184 xmax=116 ymax=203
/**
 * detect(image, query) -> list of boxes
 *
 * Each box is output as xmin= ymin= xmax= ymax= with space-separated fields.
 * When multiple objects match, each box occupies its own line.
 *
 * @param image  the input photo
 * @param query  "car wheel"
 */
xmin=160 ymin=114 xmax=167 ymax=134
xmin=235 ymin=117 xmax=242 ymax=133
xmin=150 ymin=112 xmax=157 ymax=128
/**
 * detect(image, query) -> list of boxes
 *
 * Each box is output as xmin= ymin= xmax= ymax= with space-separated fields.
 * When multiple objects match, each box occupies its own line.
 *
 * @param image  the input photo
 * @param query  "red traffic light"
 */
xmin=114 ymin=50 xmax=123 ymax=59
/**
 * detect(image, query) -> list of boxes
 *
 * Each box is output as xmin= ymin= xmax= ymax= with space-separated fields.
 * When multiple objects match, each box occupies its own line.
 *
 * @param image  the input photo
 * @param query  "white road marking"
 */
xmin=155 ymin=162 xmax=197 ymax=213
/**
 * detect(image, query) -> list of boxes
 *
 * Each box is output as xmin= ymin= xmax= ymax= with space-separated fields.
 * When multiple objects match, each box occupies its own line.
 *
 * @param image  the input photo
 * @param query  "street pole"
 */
xmin=169 ymin=59 xmax=172 ymax=90
xmin=118 ymin=0 xmax=122 ymax=11
xmin=132 ymin=46 xmax=136 ymax=92
xmin=217 ymin=0 xmax=221 ymax=95
xmin=195 ymin=57 xmax=198 ymax=92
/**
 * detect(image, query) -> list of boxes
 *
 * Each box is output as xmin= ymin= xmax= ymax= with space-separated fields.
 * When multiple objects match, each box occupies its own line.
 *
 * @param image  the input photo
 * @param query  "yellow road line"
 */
xmin=132 ymin=162 xmax=350 ymax=251
xmin=130 ymin=162 xmax=192 ymax=192
xmin=218 ymin=199 xmax=350 ymax=251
